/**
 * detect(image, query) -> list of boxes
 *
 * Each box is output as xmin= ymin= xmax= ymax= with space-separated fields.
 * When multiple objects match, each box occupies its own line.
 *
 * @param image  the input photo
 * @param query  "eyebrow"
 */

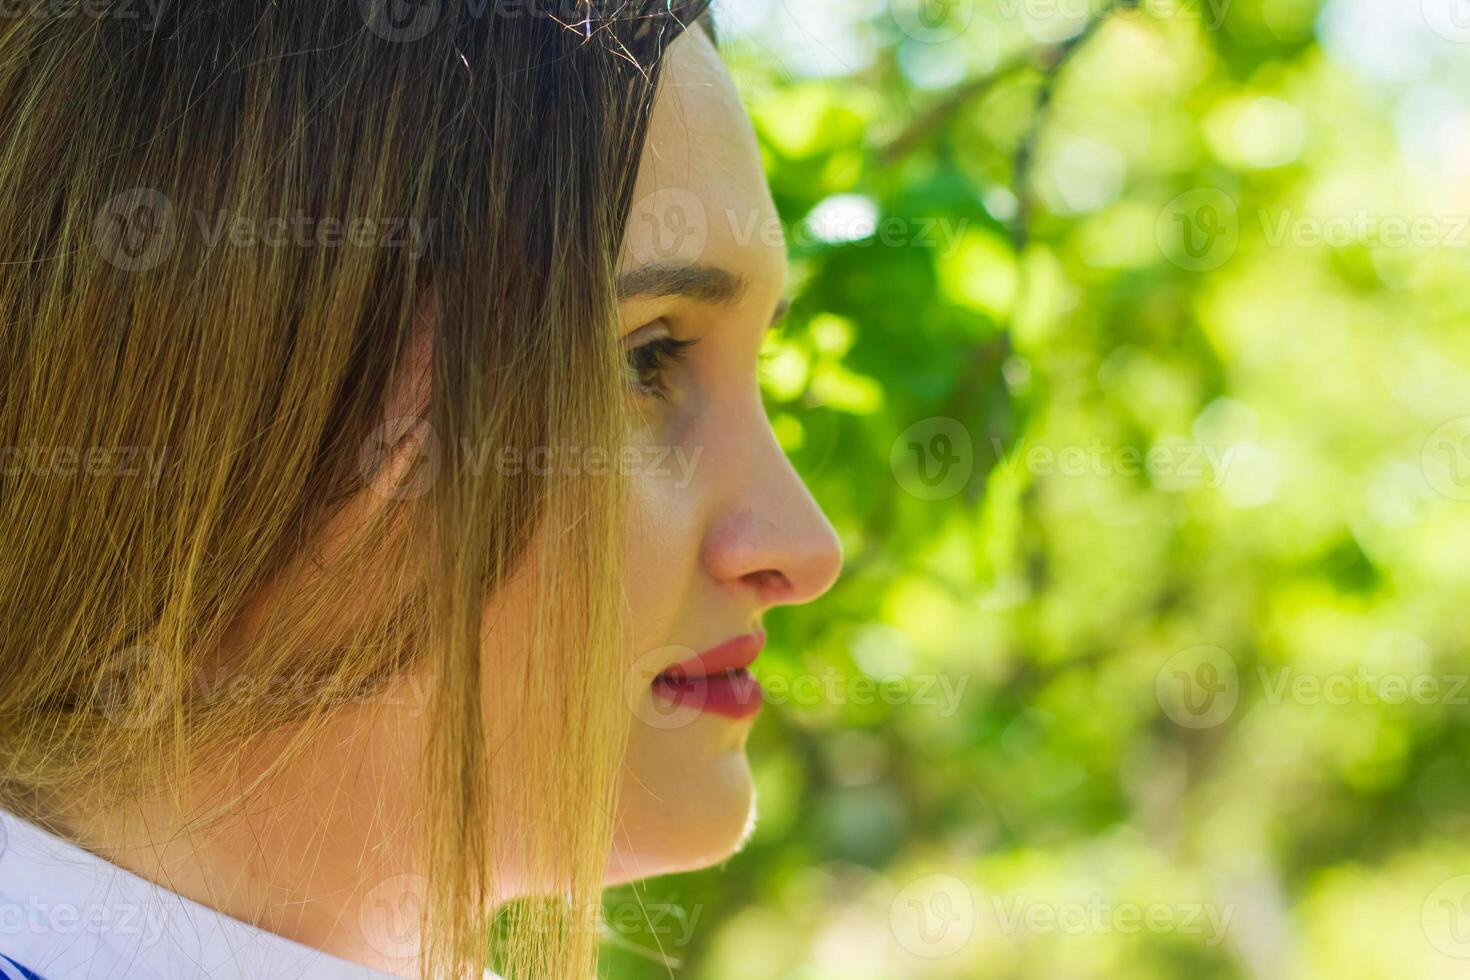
xmin=615 ymin=263 xmax=747 ymax=305
xmin=616 ymin=262 xmax=790 ymax=325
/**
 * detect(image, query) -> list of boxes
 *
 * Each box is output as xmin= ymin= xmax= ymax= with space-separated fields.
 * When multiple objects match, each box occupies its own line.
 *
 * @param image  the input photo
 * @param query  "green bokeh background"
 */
xmin=602 ymin=1 xmax=1470 ymax=976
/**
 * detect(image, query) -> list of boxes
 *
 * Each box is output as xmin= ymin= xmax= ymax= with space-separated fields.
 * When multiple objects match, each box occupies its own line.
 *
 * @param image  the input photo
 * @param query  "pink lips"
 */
xmin=651 ymin=631 xmax=765 ymax=720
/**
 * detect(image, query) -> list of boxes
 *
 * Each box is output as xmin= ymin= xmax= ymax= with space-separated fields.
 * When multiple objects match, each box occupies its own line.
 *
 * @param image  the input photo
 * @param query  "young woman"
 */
xmin=0 ymin=2 xmax=842 ymax=978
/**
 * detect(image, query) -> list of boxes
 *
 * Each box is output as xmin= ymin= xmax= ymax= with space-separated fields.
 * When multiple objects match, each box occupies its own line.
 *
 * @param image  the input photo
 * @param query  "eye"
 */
xmin=624 ymin=334 xmax=698 ymax=400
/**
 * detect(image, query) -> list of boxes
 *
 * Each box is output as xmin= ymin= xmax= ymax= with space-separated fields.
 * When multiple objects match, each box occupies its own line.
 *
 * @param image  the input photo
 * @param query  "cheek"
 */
xmin=621 ymin=456 xmax=704 ymax=655
xmin=610 ymin=440 xmax=764 ymax=879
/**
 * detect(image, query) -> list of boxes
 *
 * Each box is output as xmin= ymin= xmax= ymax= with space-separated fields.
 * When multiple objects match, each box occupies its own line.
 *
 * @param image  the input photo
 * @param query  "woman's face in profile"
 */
xmin=468 ymin=25 xmax=843 ymax=885
xmin=604 ymin=26 xmax=844 ymax=880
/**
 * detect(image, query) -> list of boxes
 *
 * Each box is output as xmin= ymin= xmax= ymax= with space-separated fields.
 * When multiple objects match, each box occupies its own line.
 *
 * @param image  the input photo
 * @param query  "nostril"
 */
xmin=741 ymin=568 xmax=792 ymax=601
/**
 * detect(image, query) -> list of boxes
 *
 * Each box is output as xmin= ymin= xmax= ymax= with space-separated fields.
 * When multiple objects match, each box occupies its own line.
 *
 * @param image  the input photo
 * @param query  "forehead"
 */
xmin=620 ymin=28 xmax=787 ymax=284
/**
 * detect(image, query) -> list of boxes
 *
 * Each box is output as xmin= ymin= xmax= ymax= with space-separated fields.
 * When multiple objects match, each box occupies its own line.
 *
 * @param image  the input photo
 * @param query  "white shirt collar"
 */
xmin=0 ymin=809 xmax=492 ymax=980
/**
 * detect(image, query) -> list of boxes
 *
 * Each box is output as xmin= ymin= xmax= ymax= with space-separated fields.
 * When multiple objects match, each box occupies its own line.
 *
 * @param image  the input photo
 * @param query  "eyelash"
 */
xmin=625 ymin=335 xmax=698 ymax=400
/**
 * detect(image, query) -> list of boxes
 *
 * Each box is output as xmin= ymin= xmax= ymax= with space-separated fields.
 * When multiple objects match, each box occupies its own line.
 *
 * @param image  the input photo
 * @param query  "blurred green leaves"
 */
xmin=603 ymin=1 xmax=1470 ymax=977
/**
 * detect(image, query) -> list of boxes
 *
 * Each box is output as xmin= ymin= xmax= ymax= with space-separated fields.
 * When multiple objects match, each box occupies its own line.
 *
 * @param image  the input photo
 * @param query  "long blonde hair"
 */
xmin=0 ymin=2 xmax=708 ymax=976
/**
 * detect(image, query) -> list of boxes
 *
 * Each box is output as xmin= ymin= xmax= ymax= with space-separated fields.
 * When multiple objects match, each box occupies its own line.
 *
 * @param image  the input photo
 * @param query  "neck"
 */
xmin=57 ymin=700 xmax=432 ymax=978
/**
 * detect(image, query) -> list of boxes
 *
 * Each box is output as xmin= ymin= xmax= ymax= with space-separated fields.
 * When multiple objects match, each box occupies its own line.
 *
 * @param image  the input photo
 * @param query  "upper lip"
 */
xmin=656 ymin=630 xmax=766 ymax=680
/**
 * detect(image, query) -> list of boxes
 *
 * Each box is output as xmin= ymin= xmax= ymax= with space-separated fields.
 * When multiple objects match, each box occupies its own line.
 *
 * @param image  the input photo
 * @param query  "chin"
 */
xmin=605 ymin=709 xmax=760 ymax=883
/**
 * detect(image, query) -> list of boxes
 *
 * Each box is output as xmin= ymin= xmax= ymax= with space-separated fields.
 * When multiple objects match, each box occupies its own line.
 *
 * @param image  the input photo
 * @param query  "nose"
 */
xmin=701 ymin=423 xmax=844 ymax=611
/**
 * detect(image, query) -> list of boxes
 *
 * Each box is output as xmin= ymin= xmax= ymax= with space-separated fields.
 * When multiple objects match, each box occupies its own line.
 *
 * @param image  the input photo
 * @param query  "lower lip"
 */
xmin=651 ymin=668 xmax=763 ymax=720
